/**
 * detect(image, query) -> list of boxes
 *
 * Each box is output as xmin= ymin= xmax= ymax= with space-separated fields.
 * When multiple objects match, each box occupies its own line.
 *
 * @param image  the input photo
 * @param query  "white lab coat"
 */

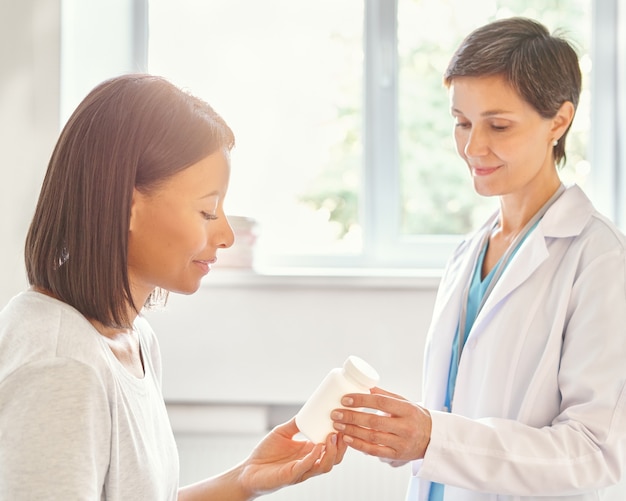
xmin=407 ymin=185 xmax=626 ymax=501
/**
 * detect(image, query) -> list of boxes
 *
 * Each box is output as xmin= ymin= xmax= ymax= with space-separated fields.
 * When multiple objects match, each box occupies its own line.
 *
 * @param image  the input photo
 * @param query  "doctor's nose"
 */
xmin=464 ymin=127 xmax=490 ymax=158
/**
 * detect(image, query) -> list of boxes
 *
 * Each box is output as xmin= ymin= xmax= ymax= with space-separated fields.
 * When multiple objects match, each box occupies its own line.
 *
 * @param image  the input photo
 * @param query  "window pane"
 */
xmin=148 ymin=0 xmax=364 ymax=262
xmin=398 ymin=0 xmax=592 ymax=236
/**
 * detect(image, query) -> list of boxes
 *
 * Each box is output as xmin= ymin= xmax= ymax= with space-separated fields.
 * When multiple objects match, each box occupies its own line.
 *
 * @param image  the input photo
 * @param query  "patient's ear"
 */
xmin=129 ymin=188 xmax=143 ymax=234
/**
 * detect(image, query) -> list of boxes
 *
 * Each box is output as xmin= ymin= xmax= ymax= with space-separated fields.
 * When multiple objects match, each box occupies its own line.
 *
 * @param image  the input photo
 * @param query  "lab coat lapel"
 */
xmin=423 ymin=215 xmax=496 ymax=410
xmin=475 ymin=228 xmax=550 ymax=325
xmin=432 ymin=212 xmax=498 ymax=326
xmin=422 ymin=274 xmax=466 ymax=410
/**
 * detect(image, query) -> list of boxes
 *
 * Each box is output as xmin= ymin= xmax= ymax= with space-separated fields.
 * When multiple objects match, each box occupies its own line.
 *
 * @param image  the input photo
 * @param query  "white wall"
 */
xmin=145 ymin=270 xmax=438 ymax=405
xmin=0 ymin=0 xmax=61 ymax=306
xmin=145 ymin=270 xmax=439 ymax=500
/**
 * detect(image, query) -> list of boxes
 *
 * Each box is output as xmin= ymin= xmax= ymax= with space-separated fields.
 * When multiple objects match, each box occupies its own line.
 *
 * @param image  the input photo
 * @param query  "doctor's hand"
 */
xmin=238 ymin=418 xmax=347 ymax=497
xmin=330 ymin=387 xmax=431 ymax=462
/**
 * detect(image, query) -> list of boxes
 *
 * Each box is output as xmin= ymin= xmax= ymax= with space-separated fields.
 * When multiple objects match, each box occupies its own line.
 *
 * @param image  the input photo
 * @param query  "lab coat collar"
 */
xmin=539 ymin=184 xmax=594 ymax=238
xmin=472 ymin=184 xmax=593 ymax=333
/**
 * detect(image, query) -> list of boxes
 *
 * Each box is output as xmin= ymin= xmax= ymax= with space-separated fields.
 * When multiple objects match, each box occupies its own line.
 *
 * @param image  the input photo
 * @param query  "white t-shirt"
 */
xmin=0 ymin=290 xmax=179 ymax=500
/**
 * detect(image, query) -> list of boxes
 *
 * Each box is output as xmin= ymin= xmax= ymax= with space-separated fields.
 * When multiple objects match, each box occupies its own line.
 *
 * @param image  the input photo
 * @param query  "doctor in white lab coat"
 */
xmin=331 ymin=17 xmax=626 ymax=500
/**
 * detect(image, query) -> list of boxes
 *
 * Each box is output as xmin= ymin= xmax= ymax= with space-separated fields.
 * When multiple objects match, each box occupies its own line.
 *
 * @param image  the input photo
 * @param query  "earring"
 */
xmin=552 ymin=139 xmax=559 ymax=147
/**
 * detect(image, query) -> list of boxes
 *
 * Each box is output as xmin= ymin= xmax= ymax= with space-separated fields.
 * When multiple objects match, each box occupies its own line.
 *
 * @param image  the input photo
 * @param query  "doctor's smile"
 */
xmin=470 ymin=165 xmax=501 ymax=177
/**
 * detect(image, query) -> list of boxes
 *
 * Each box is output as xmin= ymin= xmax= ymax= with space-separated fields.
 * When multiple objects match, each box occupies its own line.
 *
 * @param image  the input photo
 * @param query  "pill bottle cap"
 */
xmin=343 ymin=356 xmax=380 ymax=388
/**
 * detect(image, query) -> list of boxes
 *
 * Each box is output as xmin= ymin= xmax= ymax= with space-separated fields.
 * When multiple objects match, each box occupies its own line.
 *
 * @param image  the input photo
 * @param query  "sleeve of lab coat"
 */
xmin=416 ymin=244 xmax=626 ymax=495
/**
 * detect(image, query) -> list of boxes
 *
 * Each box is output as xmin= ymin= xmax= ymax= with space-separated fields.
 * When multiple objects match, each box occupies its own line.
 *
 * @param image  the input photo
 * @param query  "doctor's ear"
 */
xmin=550 ymin=101 xmax=575 ymax=141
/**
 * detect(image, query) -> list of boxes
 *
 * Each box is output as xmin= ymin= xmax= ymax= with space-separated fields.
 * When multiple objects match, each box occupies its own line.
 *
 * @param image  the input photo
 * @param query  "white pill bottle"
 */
xmin=295 ymin=355 xmax=380 ymax=443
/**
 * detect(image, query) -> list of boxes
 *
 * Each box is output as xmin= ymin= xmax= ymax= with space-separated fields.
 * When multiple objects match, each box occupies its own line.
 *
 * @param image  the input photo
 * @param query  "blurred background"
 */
xmin=1 ymin=0 xmax=624 ymax=498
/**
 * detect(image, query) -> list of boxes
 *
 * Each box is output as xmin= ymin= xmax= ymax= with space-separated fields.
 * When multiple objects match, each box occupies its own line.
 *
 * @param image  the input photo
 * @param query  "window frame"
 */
xmin=589 ymin=0 xmax=626 ymax=230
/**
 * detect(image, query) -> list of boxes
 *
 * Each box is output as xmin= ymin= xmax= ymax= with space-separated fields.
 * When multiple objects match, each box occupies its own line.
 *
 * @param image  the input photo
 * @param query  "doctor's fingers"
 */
xmin=332 ymin=401 xmax=429 ymax=437
xmin=340 ymin=391 xmax=414 ymax=418
xmin=331 ymin=406 xmax=432 ymax=461
xmin=370 ymin=386 xmax=410 ymax=401
xmin=331 ymin=411 xmax=430 ymax=461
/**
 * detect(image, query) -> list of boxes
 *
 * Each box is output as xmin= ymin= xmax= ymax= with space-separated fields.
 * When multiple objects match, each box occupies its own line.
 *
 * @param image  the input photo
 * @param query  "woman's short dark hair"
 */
xmin=25 ymin=74 xmax=235 ymax=328
xmin=443 ymin=17 xmax=582 ymax=166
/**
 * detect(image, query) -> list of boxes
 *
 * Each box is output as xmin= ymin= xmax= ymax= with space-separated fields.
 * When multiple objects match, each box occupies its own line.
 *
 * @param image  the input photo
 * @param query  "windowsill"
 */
xmin=203 ymin=266 xmax=443 ymax=290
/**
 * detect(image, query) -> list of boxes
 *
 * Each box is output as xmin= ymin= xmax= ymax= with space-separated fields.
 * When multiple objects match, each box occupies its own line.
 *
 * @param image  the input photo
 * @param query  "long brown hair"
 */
xmin=25 ymin=74 xmax=235 ymax=328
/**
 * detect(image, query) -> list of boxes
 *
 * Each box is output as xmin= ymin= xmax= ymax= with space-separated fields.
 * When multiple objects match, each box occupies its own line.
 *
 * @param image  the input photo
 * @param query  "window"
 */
xmin=148 ymin=0 xmax=366 ymax=268
xmin=147 ymin=0 xmax=593 ymax=271
xmin=64 ymin=0 xmax=625 ymax=272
